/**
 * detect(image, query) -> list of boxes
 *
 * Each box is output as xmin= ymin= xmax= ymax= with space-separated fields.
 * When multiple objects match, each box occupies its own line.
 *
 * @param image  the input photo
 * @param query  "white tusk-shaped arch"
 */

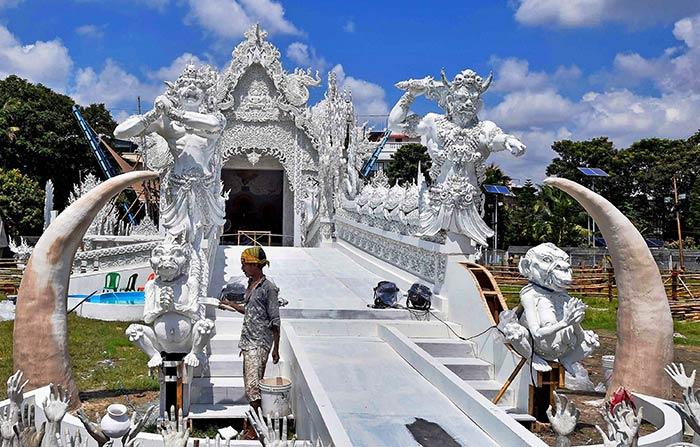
xmin=13 ymin=170 xmax=158 ymax=408
xmin=544 ymin=177 xmax=673 ymax=398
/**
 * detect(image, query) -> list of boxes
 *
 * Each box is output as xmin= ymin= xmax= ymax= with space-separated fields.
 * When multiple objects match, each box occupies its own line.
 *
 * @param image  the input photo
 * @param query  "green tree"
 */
xmin=0 ymin=75 xmax=115 ymax=208
xmin=546 ymin=138 xmax=619 ymax=199
xmin=385 ymin=143 xmax=432 ymax=186
xmin=530 ymin=186 xmax=589 ymax=247
xmin=503 ymin=179 xmax=540 ymax=247
xmin=0 ymin=169 xmax=44 ymax=237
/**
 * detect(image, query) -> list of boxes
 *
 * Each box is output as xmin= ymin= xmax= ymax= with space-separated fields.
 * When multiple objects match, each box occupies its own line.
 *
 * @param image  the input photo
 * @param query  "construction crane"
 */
xmin=71 ymin=105 xmax=136 ymax=224
xmin=360 ymin=129 xmax=392 ymax=178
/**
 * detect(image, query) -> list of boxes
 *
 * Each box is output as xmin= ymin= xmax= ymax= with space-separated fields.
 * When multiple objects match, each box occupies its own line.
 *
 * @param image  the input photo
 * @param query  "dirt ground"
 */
xmin=537 ymin=331 xmax=700 ymax=446
xmin=74 ymin=332 xmax=700 ymax=445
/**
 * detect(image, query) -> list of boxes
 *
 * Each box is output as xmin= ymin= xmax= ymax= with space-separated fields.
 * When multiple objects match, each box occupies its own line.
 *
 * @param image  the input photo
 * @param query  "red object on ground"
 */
xmin=610 ymin=387 xmax=636 ymax=413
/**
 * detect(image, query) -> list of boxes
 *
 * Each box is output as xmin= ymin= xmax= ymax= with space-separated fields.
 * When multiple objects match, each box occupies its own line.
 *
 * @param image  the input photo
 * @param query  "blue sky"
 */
xmin=2 ymin=0 xmax=700 ymax=181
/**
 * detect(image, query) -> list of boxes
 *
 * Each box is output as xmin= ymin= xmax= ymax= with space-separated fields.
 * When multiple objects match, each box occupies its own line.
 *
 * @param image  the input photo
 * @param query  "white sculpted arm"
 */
xmin=479 ymin=121 xmax=525 ymax=156
xmin=113 ymin=96 xmax=172 ymax=139
xmin=521 ymin=291 xmax=582 ymax=338
xmin=388 ymin=92 xmax=417 ymax=133
xmin=167 ymin=108 xmax=224 ymax=133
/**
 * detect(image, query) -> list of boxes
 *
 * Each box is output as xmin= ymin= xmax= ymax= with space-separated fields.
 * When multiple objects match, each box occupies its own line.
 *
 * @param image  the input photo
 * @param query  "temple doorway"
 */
xmin=221 ymin=169 xmax=285 ymax=245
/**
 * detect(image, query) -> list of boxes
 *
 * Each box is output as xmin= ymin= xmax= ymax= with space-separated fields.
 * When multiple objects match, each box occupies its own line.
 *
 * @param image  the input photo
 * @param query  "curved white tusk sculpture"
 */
xmin=13 ymin=170 xmax=159 ymax=408
xmin=544 ymin=177 xmax=673 ymax=399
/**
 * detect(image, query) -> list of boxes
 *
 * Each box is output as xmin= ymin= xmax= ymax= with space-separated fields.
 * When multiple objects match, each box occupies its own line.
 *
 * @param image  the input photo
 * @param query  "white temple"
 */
xmin=9 ymin=23 xmax=685 ymax=447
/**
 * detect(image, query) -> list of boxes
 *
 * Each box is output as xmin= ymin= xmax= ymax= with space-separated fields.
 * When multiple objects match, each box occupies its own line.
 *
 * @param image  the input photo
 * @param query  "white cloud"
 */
xmin=72 ymin=59 xmax=162 ymax=108
xmin=485 ymin=89 xmax=578 ymax=128
xmin=147 ymin=52 xmax=208 ymax=82
xmin=331 ymin=64 xmax=388 ymax=122
xmin=513 ymin=0 xmax=700 ymax=28
xmin=0 ymin=25 xmax=73 ymax=91
xmin=238 ymin=0 xmax=299 ymax=35
xmin=606 ymin=14 xmax=700 ymax=95
xmin=343 ymin=20 xmax=355 ymax=33
xmin=185 ymin=0 xmax=299 ymax=39
xmin=286 ymin=42 xmax=327 ymax=72
xmin=490 ymin=57 xmax=581 ymax=93
xmin=75 ymin=24 xmax=104 ymax=39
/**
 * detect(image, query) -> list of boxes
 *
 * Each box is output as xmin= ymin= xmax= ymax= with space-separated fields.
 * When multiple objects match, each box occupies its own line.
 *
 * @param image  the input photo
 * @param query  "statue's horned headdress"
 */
xmin=441 ymin=68 xmax=493 ymax=94
xmin=164 ymin=63 xmax=219 ymax=93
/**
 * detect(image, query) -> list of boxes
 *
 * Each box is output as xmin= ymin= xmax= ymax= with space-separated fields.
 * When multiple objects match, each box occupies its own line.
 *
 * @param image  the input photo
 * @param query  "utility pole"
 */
xmin=673 ymin=175 xmax=685 ymax=271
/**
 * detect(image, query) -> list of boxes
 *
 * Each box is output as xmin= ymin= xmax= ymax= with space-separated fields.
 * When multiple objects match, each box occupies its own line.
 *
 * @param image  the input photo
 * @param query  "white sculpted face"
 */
xmin=445 ymin=70 xmax=485 ymax=123
xmin=519 ymin=242 xmax=573 ymax=292
xmin=150 ymin=242 xmax=189 ymax=282
xmin=177 ymin=83 xmax=204 ymax=112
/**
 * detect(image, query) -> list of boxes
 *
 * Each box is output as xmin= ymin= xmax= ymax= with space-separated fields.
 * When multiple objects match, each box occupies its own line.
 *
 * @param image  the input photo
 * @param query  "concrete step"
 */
xmin=464 ymin=379 xmax=511 ymax=402
xmin=205 ymin=354 xmax=284 ymax=377
xmin=210 ymin=334 xmax=240 ymax=353
xmin=440 ymin=357 xmax=493 ymax=380
xmin=413 ymin=338 xmax=477 ymax=358
xmin=213 ymin=316 xmax=243 ymax=335
xmin=188 ymin=403 xmax=249 ymax=420
xmin=191 ymin=377 xmax=246 ymax=405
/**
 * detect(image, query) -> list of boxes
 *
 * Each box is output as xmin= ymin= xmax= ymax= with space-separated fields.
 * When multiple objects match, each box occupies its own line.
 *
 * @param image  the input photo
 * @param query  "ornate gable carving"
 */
xmin=217 ymin=24 xmax=321 ymax=111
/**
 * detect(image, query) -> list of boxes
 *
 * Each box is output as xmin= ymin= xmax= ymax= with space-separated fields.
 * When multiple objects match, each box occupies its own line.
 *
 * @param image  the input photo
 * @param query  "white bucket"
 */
xmin=602 ymin=355 xmax=615 ymax=385
xmin=260 ymin=377 xmax=292 ymax=417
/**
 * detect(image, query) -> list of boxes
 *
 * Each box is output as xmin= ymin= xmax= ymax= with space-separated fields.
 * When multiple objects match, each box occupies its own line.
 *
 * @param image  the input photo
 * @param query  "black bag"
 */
xmin=373 ymin=281 xmax=399 ymax=308
xmin=406 ymin=283 xmax=432 ymax=310
xmin=220 ymin=280 xmax=246 ymax=303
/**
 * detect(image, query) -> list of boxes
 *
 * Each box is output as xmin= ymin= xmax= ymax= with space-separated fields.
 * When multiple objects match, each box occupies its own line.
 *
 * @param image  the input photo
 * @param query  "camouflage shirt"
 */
xmin=238 ymin=277 xmax=281 ymax=350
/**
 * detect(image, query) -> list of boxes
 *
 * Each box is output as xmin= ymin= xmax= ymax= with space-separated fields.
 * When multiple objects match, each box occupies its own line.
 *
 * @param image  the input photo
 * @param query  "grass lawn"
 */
xmin=0 ymin=314 xmax=158 ymax=400
xmin=503 ymin=286 xmax=700 ymax=347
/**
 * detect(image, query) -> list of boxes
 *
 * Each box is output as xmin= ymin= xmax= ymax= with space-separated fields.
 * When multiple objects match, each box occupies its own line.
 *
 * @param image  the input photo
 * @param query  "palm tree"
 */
xmin=531 ymin=186 xmax=589 ymax=246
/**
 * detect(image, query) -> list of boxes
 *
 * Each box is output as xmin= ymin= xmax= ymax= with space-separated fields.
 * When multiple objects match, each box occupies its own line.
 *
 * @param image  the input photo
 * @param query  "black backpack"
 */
xmin=406 ymin=283 xmax=432 ymax=310
xmin=373 ymin=281 xmax=399 ymax=308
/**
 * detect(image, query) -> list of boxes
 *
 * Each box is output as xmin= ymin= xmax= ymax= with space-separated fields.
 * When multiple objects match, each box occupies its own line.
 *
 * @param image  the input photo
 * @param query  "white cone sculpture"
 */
xmin=13 ymin=171 xmax=158 ymax=408
xmin=544 ymin=177 xmax=673 ymax=398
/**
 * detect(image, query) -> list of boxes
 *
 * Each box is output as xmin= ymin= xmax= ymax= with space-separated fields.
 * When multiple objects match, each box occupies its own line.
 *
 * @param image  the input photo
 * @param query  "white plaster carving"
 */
xmin=497 ymin=243 xmax=599 ymax=389
xmin=336 ymin=218 xmax=447 ymax=285
xmin=547 ymin=391 xmax=579 ymax=447
xmin=126 ymin=240 xmax=215 ymax=368
xmin=68 ymin=173 xmax=128 ymax=236
xmin=115 ymin=63 xmax=226 ymax=258
xmin=130 ymin=214 xmax=159 ymax=237
xmin=73 ymin=240 xmax=161 ymax=271
xmin=388 ymin=68 xmax=526 ymax=246
xmin=8 ymin=236 xmax=32 ymax=264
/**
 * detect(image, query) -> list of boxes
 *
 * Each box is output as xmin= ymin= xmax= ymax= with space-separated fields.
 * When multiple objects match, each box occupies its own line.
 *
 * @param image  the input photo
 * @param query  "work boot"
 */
xmin=241 ymin=418 xmax=258 ymax=440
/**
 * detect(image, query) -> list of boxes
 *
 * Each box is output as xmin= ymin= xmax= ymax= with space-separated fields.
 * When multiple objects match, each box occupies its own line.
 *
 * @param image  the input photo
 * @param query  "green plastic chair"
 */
xmin=103 ymin=272 xmax=121 ymax=292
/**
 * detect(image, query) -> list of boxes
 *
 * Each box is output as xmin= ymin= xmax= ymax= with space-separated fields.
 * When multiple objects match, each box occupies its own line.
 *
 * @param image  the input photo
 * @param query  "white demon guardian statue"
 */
xmin=126 ymin=239 xmax=215 ymax=368
xmin=498 ymin=243 xmax=600 ymax=389
xmin=114 ymin=63 xmax=226 ymax=258
xmin=388 ymin=68 xmax=525 ymax=246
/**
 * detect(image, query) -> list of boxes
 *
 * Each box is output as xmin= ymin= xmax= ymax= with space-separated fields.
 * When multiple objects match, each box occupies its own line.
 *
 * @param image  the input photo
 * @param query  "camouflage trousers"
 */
xmin=241 ymin=346 xmax=271 ymax=402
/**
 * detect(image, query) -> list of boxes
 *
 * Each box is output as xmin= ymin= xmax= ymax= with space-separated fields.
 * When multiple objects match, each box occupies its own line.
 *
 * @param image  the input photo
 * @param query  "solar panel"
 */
xmin=483 ymin=184 xmax=513 ymax=196
xmin=578 ymin=167 xmax=609 ymax=177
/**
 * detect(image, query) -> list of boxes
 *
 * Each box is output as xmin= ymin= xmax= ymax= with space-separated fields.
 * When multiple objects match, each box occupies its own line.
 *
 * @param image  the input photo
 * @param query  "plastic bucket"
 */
xmin=602 ymin=355 xmax=615 ymax=385
xmin=260 ymin=377 xmax=292 ymax=417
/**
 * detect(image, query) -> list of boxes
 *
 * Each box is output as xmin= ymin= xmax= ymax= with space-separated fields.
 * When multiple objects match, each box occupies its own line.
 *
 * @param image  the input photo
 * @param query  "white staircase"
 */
xmin=189 ymin=316 xmax=285 ymax=420
xmin=412 ymin=337 xmax=515 ymax=407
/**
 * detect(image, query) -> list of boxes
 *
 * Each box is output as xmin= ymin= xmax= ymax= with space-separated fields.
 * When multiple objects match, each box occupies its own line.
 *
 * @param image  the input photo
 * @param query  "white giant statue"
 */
xmin=498 ymin=243 xmax=599 ymax=388
xmin=388 ymin=68 xmax=525 ymax=246
xmin=126 ymin=239 xmax=215 ymax=368
xmin=114 ymin=63 xmax=226 ymax=254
